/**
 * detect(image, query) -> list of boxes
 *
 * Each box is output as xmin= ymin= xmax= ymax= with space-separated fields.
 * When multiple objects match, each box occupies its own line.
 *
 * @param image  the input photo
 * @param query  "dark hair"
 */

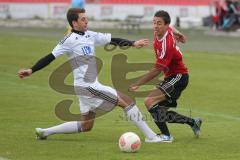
xmin=154 ymin=10 xmax=171 ymax=25
xmin=67 ymin=8 xmax=86 ymax=27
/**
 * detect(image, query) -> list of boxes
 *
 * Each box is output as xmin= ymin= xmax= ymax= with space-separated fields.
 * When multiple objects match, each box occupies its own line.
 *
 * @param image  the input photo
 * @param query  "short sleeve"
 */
xmin=52 ymin=35 xmax=72 ymax=58
xmin=94 ymin=32 xmax=111 ymax=46
xmin=155 ymin=61 xmax=169 ymax=72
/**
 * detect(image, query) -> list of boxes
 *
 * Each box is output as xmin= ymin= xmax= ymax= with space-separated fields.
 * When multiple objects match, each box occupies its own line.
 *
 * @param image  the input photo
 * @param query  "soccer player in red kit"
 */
xmin=129 ymin=10 xmax=202 ymax=143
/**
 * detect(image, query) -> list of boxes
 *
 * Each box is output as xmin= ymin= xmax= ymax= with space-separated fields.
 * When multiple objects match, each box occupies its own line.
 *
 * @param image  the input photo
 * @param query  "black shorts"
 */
xmin=156 ymin=74 xmax=189 ymax=108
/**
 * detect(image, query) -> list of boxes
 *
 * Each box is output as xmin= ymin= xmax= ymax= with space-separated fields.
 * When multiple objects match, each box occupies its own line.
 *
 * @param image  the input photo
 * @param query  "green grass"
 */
xmin=0 ymin=27 xmax=240 ymax=160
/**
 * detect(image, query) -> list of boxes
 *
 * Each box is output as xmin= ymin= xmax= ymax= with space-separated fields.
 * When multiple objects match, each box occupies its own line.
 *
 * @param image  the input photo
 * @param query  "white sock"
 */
xmin=124 ymin=104 xmax=156 ymax=139
xmin=42 ymin=121 xmax=81 ymax=136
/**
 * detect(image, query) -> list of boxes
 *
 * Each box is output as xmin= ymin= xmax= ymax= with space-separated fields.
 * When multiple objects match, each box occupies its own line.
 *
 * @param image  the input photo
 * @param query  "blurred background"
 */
xmin=0 ymin=0 xmax=239 ymax=31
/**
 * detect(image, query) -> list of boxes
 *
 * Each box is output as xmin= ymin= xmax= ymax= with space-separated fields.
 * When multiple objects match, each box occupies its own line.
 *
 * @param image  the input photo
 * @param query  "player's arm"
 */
xmin=18 ymin=33 xmax=71 ymax=79
xmin=172 ymin=27 xmax=186 ymax=43
xmin=94 ymin=32 xmax=148 ymax=48
xmin=18 ymin=53 xmax=55 ymax=79
xmin=129 ymin=67 xmax=161 ymax=92
xmin=110 ymin=38 xmax=148 ymax=48
xmin=129 ymin=39 xmax=174 ymax=92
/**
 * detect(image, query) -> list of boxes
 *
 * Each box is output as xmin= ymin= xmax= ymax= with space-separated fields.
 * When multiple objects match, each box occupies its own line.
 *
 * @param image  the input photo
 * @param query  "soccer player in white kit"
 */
xmin=18 ymin=8 xmax=163 ymax=142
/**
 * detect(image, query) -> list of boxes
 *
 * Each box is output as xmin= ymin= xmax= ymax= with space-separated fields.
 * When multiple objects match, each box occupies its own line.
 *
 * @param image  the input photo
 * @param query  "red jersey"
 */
xmin=153 ymin=27 xmax=188 ymax=78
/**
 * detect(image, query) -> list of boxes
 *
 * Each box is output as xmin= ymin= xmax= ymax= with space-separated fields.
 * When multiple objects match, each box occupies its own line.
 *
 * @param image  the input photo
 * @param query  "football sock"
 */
xmin=124 ymin=103 xmax=156 ymax=139
xmin=42 ymin=121 xmax=81 ymax=136
xmin=166 ymin=111 xmax=194 ymax=127
xmin=148 ymin=105 xmax=170 ymax=136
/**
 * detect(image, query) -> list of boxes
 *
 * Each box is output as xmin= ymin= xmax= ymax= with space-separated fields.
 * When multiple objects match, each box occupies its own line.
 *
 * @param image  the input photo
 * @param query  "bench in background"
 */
xmin=119 ymin=15 xmax=144 ymax=33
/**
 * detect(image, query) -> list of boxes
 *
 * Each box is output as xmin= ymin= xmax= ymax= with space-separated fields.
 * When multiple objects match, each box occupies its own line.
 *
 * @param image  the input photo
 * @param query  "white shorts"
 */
xmin=75 ymin=83 xmax=118 ymax=115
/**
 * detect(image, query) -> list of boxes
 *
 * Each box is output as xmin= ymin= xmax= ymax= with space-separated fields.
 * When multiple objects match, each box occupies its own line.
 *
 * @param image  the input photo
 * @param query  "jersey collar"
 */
xmin=156 ymin=30 xmax=168 ymax=42
xmin=71 ymin=29 xmax=85 ymax=35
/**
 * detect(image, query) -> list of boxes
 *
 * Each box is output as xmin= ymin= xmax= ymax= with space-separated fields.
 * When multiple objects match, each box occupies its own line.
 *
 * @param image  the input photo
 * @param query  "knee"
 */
xmin=117 ymin=95 xmax=135 ymax=108
xmin=81 ymin=122 xmax=94 ymax=132
xmin=145 ymin=98 xmax=167 ymax=110
xmin=144 ymin=97 xmax=155 ymax=109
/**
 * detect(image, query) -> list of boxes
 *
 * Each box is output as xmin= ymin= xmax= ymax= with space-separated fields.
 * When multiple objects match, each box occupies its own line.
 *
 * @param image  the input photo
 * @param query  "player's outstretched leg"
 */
xmin=35 ymin=121 xmax=81 ymax=140
xmin=35 ymin=112 xmax=95 ymax=140
xmin=157 ymin=109 xmax=203 ymax=138
xmin=166 ymin=110 xmax=202 ymax=138
xmin=117 ymin=91 xmax=163 ymax=143
xmin=144 ymin=89 xmax=174 ymax=143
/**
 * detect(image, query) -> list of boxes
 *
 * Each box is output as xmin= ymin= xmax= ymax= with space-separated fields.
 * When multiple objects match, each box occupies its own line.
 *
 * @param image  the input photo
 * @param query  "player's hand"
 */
xmin=174 ymin=33 xmax=187 ymax=43
xmin=18 ymin=69 xmax=32 ymax=79
xmin=128 ymin=84 xmax=139 ymax=92
xmin=133 ymin=39 xmax=148 ymax=48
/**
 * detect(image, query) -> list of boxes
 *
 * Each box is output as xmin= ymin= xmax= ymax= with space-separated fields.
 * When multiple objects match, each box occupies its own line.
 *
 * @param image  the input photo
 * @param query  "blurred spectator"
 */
xmin=175 ymin=16 xmax=181 ymax=28
xmin=72 ymin=0 xmax=85 ymax=9
xmin=222 ymin=0 xmax=240 ymax=30
xmin=212 ymin=0 xmax=228 ymax=30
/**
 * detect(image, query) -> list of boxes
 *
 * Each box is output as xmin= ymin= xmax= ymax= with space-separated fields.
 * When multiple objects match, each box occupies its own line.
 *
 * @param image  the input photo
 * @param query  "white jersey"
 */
xmin=52 ymin=30 xmax=111 ymax=87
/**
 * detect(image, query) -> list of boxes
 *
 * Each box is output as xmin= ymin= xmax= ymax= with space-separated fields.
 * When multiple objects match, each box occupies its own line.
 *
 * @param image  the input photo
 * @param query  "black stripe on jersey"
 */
xmin=59 ymin=33 xmax=72 ymax=45
xmin=86 ymin=87 xmax=118 ymax=105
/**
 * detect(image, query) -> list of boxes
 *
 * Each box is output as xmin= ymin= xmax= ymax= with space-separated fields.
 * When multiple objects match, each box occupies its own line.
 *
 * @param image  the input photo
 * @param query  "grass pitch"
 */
xmin=0 ymin=27 xmax=240 ymax=160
